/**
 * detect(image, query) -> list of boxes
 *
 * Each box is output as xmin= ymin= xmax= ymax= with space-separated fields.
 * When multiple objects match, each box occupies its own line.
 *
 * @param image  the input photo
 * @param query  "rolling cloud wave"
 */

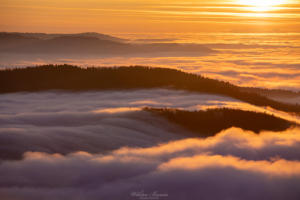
xmin=1 ymin=89 xmax=300 ymax=199
xmin=1 ymin=127 xmax=300 ymax=200
xmin=1 ymin=89 xmax=299 ymax=160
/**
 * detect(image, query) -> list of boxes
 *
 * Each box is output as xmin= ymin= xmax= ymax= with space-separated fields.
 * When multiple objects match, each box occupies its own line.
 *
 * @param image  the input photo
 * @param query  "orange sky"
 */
xmin=0 ymin=0 xmax=299 ymax=33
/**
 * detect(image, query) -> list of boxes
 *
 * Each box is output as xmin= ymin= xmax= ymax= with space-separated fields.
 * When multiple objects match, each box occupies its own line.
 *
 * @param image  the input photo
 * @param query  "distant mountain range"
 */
xmin=0 ymin=32 xmax=214 ymax=55
xmin=1 ymin=35 xmax=141 ymax=54
xmin=0 ymin=33 xmax=41 ymax=50
xmin=6 ymin=32 xmax=129 ymax=42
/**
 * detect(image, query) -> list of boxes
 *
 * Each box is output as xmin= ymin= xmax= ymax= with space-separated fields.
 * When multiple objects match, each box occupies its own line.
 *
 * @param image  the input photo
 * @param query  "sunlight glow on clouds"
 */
xmin=1 ymin=127 xmax=300 ymax=199
xmin=1 ymin=89 xmax=300 ymax=199
xmin=94 ymin=107 xmax=141 ymax=113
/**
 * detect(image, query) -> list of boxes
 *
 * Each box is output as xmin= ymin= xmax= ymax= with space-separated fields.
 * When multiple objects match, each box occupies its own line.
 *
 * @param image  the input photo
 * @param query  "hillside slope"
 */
xmin=1 ymin=64 xmax=299 ymax=113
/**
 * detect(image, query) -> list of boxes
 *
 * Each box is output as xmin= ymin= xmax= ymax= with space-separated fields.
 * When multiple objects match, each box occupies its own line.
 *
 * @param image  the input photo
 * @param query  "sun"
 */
xmin=239 ymin=0 xmax=286 ymax=12
xmin=239 ymin=0 xmax=285 ymax=7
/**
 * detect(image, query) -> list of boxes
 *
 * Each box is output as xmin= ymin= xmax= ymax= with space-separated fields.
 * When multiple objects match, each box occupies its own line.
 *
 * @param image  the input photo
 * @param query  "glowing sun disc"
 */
xmin=239 ymin=0 xmax=285 ymax=7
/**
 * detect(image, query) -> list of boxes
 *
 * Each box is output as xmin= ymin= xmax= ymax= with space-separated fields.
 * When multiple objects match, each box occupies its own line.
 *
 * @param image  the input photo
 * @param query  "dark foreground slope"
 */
xmin=1 ymin=64 xmax=300 ymax=113
xmin=143 ymin=107 xmax=298 ymax=136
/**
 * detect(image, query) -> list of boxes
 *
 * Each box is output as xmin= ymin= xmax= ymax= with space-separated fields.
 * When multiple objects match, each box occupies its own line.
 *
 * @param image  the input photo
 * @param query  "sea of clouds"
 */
xmin=1 ymin=127 xmax=300 ymax=200
xmin=0 ymin=89 xmax=240 ymax=160
xmin=0 ymin=44 xmax=299 ymax=91
xmin=1 ymin=89 xmax=300 ymax=199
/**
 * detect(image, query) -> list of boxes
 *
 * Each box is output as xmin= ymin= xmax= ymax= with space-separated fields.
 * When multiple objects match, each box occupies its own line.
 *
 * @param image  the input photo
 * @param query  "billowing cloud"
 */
xmin=112 ymin=127 xmax=300 ymax=161
xmin=1 ymin=127 xmax=300 ymax=200
xmin=1 ymin=89 xmax=299 ymax=160
xmin=0 ymin=89 xmax=236 ymax=160
xmin=0 ymin=109 xmax=192 ymax=160
xmin=1 ymin=89 xmax=300 ymax=199
xmin=0 ymin=89 xmax=240 ymax=115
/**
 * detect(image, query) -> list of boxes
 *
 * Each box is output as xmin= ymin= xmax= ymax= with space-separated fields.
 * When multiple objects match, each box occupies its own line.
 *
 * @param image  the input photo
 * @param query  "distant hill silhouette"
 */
xmin=0 ymin=34 xmax=214 ymax=55
xmin=1 ymin=64 xmax=300 ymax=113
xmin=0 ymin=33 xmax=41 ymax=50
xmin=6 ymin=32 xmax=129 ymax=42
xmin=143 ymin=107 xmax=298 ymax=136
xmin=1 ymin=36 xmax=142 ymax=54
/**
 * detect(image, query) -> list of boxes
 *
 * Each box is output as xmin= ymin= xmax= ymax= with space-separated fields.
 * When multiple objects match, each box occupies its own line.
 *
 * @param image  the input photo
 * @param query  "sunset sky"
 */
xmin=2 ymin=1 xmax=300 ymax=199
xmin=1 ymin=0 xmax=299 ymax=33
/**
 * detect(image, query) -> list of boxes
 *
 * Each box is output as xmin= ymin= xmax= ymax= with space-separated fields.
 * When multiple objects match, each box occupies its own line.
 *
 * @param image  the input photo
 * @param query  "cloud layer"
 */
xmin=1 ymin=127 xmax=300 ymax=200
xmin=1 ymin=89 xmax=299 ymax=161
xmin=0 ymin=89 xmax=236 ymax=160
xmin=1 ymin=89 xmax=300 ymax=199
xmin=0 ymin=110 xmax=191 ymax=160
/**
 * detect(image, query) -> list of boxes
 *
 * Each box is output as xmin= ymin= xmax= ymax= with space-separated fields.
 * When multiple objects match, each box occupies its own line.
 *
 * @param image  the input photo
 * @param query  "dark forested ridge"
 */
xmin=1 ymin=64 xmax=300 ymax=113
xmin=143 ymin=107 xmax=298 ymax=136
xmin=239 ymin=87 xmax=300 ymax=99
